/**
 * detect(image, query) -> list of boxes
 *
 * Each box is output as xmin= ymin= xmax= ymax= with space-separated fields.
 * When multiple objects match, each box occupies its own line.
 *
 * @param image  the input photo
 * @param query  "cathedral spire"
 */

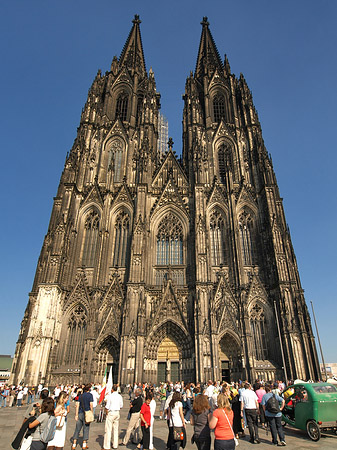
xmin=195 ymin=17 xmax=223 ymax=80
xmin=119 ymin=14 xmax=146 ymax=78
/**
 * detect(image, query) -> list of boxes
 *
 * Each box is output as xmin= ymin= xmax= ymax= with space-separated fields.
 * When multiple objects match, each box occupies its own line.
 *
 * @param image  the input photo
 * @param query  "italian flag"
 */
xmin=99 ymin=366 xmax=112 ymax=404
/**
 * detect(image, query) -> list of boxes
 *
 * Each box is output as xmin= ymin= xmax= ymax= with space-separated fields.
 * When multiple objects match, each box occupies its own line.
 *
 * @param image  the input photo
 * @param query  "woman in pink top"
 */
xmin=255 ymin=383 xmax=266 ymax=428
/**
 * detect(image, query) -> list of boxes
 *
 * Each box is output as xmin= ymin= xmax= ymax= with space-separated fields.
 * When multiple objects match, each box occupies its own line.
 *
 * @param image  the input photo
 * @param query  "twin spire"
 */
xmin=117 ymin=15 xmax=226 ymax=80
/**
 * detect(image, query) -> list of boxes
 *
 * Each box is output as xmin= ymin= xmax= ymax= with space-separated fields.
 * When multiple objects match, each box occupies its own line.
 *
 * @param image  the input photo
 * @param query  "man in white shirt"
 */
xmin=102 ymin=384 xmax=124 ymax=450
xmin=240 ymin=382 xmax=260 ymax=444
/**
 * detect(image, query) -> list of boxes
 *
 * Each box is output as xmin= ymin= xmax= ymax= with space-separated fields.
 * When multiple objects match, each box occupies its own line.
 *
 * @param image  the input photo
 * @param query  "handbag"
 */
xmin=222 ymin=410 xmax=238 ymax=447
xmin=80 ymin=394 xmax=94 ymax=424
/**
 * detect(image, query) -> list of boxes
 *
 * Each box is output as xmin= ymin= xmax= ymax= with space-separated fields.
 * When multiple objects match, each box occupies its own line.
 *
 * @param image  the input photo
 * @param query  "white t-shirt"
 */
xmin=170 ymin=401 xmax=183 ymax=427
xmin=91 ymin=389 xmax=100 ymax=407
xmin=150 ymin=399 xmax=156 ymax=425
xmin=205 ymin=384 xmax=215 ymax=398
xmin=240 ymin=389 xmax=258 ymax=409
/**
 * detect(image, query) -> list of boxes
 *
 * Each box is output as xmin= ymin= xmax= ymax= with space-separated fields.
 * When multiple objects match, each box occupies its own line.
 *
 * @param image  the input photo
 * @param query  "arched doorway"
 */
xmin=144 ymin=320 xmax=194 ymax=384
xmin=219 ymin=333 xmax=242 ymax=382
xmin=157 ymin=337 xmax=180 ymax=384
xmin=97 ymin=335 xmax=120 ymax=384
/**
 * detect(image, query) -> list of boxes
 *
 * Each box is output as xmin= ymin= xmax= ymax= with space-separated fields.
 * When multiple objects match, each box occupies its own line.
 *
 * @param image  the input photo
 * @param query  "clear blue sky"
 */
xmin=1 ymin=0 xmax=336 ymax=364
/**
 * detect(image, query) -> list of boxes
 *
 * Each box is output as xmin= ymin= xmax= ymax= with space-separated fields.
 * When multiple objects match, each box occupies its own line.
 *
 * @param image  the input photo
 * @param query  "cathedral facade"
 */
xmin=11 ymin=16 xmax=320 ymax=386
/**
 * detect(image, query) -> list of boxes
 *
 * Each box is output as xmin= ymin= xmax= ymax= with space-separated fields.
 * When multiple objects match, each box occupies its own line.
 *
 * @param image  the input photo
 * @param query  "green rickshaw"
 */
xmin=282 ymin=382 xmax=337 ymax=441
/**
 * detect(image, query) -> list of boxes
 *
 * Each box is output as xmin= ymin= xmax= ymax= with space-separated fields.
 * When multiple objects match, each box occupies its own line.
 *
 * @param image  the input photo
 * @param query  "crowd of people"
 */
xmin=3 ymin=378 xmax=294 ymax=450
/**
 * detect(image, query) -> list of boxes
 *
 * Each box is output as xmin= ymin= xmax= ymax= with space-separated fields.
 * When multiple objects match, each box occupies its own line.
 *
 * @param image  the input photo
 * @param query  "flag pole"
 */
xmin=274 ymin=301 xmax=288 ymax=385
xmin=310 ymin=301 xmax=328 ymax=381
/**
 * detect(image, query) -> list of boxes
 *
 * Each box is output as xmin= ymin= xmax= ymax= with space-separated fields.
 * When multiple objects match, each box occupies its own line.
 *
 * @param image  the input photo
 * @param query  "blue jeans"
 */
xmin=73 ymin=412 xmax=90 ymax=442
xmin=184 ymin=398 xmax=192 ymax=421
xmin=0 ymin=396 xmax=6 ymax=408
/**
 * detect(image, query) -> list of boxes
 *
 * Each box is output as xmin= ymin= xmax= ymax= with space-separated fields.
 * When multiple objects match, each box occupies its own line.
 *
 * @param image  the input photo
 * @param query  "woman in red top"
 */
xmin=140 ymin=395 xmax=152 ymax=450
xmin=209 ymin=394 xmax=235 ymax=450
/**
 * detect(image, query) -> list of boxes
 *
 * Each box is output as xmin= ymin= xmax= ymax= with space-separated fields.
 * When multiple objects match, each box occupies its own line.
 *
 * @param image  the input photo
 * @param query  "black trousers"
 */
xmin=141 ymin=425 xmax=150 ymax=450
xmin=266 ymin=415 xmax=285 ymax=444
xmin=194 ymin=437 xmax=211 ymax=450
xmin=245 ymin=409 xmax=259 ymax=441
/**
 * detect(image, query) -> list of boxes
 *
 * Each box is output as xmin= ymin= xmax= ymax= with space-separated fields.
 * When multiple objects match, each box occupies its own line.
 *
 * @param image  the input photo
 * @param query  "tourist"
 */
xmin=254 ymin=382 xmax=267 ymax=428
xmin=229 ymin=387 xmax=244 ymax=439
xmin=149 ymin=392 xmax=156 ymax=450
xmin=184 ymin=383 xmax=192 ymax=423
xmin=122 ymin=388 xmax=142 ymax=445
xmin=209 ymin=393 xmax=236 ymax=450
xmin=167 ymin=391 xmax=186 ymax=450
xmin=261 ymin=384 xmax=286 ymax=446
xmin=190 ymin=392 xmax=211 ymax=450
xmin=47 ymin=391 xmax=69 ymax=450
xmin=159 ymin=383 xmax=167 ymax=419
xmin=28 ymin=397 xmax=55 ymax=450
xmin=71 ymin=383 xmax=93 ymax=450
xmin=102 ymin=384 xmax=123 ymax=450
xmin=240 ymin=382 xmax=260 ymax=444
xmin=139 ymin=395 xmax=152 ymax=450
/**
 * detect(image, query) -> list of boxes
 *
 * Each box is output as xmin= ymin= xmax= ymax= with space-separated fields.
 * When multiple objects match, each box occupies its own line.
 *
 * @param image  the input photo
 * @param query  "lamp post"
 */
xmin=310 ymin=301 xmax=327 ymax=381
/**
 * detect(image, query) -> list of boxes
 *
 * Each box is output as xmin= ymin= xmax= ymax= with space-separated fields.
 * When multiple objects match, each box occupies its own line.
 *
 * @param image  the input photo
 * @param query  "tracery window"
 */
xmin=136 ymin=94 xmax=144 ymax=125
xmin=113 ymin=211 xmax=130 ymax=267
xmin=108 ymin=139 xmax=124 ymax=182
xmin=213 ymin=94 xmax=226 ymax=123
xmin=209 ymin=210 xmax=226 ymax=266
xmin=64 ymin=305 xmax=87 ymax=365
xmin=249 ymin=303 xmax=268 ymax=360
xmin=218 ymin=143 xmax=233 ymax=182
xmin=156 ymin=213 xmax=183 ymax=265
xmin=239 ymin=212 xmax=254 ymax=265
xmin=82 ymin=210 xmax=100 ymax=266
xmin=116 ymin=93 xmax=128 ymax=122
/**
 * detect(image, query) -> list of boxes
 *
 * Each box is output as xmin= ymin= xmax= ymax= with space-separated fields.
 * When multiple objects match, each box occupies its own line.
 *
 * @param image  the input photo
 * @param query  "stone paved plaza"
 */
xmin=1 ymin=396 xmax=336 ymax=450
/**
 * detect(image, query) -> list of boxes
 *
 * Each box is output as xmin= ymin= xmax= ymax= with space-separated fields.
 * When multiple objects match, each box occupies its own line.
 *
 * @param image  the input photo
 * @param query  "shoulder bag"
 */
xmin=222 ymin=409 xmax=238 ymax=446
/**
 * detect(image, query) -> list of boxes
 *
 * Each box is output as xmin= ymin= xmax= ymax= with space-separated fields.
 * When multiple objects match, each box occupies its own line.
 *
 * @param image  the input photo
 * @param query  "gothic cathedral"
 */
xmin=11 ymin=16 xmax=320 ymax=386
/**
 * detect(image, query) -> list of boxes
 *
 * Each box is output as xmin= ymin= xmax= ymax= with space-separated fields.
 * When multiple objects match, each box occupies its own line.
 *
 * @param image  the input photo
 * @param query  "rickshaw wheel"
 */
xmin=306 ymin=420 xmax=321 ymax=441
xmin=281 ymin=418 xmax=287 ymax=427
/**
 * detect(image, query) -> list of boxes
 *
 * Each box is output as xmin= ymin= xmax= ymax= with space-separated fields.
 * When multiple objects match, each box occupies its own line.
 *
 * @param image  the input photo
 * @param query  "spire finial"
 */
xmin=201 ymin=17 xmax=209 ymax=27
xmin=133 ymin=14 xmax=141 ymax=25
xmin=168 ymin=137 xmax=174 ymax=150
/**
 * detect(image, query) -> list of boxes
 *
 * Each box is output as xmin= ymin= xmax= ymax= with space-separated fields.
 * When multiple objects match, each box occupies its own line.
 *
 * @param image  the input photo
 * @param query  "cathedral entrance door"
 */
xmin=157 ymin=337 xmax=180 ymax=384
xmin=219 ymin=333 xmax=242 ymax=382
xmin=221 ymin=360 xmax=230 ymax=383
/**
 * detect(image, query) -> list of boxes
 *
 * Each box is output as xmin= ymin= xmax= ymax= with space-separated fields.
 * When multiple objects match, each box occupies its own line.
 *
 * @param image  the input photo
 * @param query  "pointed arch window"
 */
xmin=108 ymin=139 xmax=124 ymax=182
xmin=213 ymin=94 xmax=226 ymax=123
xmin=156 ymin=213 xmax=183 ymax=265
xmin=218 ymin=143 xmax=233 ymax=182
xmin=136 ymin=93 xmax=144 ymax=125
xmin=82 ymin=210 xmax=100 ymax=266
xmin=113 ymin=211 xmax=130 ymax=267
xmin=249 ymin=303 xmax=268 ymax=360
xmin=116 ymin=92 xmax=129 ymax=122
xmin=209 ymin=210 xmax=226 ymax=266
xmin=64 ymin=305 xmax=87 ymax=365
xmin=239 ymin=212 xmax=254 ymax=265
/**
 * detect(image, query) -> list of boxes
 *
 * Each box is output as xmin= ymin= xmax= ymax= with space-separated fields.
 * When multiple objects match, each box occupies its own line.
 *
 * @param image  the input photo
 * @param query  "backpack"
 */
xmin=40 ymin=415 xmax=57 ymax=443
xmin=265 ymin=394 xmax=280 ymax=414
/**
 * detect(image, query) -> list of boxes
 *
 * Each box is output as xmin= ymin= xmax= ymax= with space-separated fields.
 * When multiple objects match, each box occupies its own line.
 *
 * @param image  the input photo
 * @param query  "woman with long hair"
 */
xmin=168 ymin=391 xmax=185 ymax=450
xmin=190 ymin=393 xmax=211 ymax=450
xmin=28 ymin=398 xmax=55 ymax=450
xmin=209 ymin=393 xmax=235 ymax=450
xmin=47 ymin=391 xmax=69 ymax=450
xmin=184 ymin=383 xmax=192 ymax=423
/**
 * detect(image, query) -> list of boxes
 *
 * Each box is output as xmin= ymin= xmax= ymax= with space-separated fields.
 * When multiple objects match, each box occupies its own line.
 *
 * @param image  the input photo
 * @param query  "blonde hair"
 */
xmin=217 ymin=393 xmax=231 ymax=412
